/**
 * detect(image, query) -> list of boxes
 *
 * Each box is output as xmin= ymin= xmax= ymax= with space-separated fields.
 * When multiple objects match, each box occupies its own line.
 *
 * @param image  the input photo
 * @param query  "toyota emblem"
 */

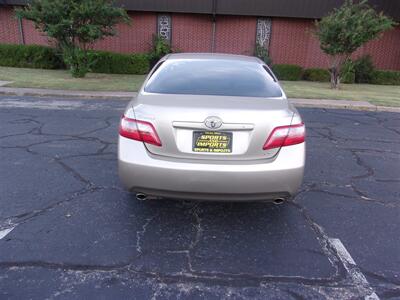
xmin=204 ymin=116 xmax=223 ymax=129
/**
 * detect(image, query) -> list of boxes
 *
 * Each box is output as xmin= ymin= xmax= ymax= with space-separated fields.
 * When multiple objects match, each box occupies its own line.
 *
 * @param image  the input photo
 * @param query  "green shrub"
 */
xmin=90 ymin=51 xmax=150 ymax=74
xmin=254 ymin=43 xmax=272 ymax=65
xmin=272 ymin=64 xmax=303 ymax=81
xmin=0 ymin=44 xmax=64 ymax=69
xmin=303 ymin=68 xmax=330 ymax=82
xmin=89 ymin=51 xmax=112 ymax=73
xmin=0 ymin=44 xmax=150 ymax=74
xmin=63 ymin=47 xmax=95 ymax=78
xmin=371 ymin=70 xmax=400 ymax=85
xmin=341 ymin=60 xmax=355 ymax=84
xmin=149 ymin=35 xmax=172 ymax=68
xmin=353 ymin=55 xmax=375 ymax=83
xmin=130 ymin=53 xmax=151 ymax=74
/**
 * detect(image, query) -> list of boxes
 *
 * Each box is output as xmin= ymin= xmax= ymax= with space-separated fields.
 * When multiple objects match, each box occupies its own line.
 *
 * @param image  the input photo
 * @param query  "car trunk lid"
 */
xmin=132 ymin=93 xmax=294 ymax=161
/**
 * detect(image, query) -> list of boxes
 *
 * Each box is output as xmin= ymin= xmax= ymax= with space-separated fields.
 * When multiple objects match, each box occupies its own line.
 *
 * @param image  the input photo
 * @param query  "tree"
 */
xmin=17 ymin=0 xmax=129 ymax=77
xmin=315 ymin=0 xmax=395 ymax=89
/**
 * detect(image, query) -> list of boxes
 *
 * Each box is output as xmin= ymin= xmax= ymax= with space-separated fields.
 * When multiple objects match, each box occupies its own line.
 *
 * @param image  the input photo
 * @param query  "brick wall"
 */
xmin=0 ymin=6 xmax=20 ymax=44
xmin=22 ymin=19 xmax=49 ymax=45
xmin=214 ymin=15 xmax=256 ymax=55
xmin=269 ymin=18 xmax=329 ymax=68
xmin=93 ymin=12 xmax=156 ymax=53
xmin=0 ymin=7 xmax=156 ymax=53
xmin=1 ymin=5 xmax=399 ymax=70
xmin=269 ymin=17 xmax=400 ymax=70
xmin=172 ymin=13 xmax=213 ymax=52
xmin=357 ymin=26 xmax=400 ymax=70
xmin=170 ymin=14 xmax=257 ymax=54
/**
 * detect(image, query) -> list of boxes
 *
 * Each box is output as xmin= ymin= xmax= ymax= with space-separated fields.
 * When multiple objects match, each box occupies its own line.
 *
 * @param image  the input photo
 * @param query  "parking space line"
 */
xmin=0 ymin=227 xmax=15 ymax=240
xmin=329 ymin=238 xmax=380 ymax=300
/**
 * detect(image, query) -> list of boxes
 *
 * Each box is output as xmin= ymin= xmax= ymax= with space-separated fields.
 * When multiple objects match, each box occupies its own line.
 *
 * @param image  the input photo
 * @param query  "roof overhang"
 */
xmin=1 ymin=0 xmax=399 ymax=21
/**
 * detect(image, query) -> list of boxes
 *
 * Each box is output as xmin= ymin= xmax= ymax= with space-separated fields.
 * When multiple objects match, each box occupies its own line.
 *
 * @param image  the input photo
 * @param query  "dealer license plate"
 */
xmin=192 ymin=131 xmax=233 ymax=153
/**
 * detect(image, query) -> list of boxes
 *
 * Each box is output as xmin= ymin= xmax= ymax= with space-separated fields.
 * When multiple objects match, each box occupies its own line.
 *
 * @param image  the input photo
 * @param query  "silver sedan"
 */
xmin=118 ymin=53 xmax=305 ymax=202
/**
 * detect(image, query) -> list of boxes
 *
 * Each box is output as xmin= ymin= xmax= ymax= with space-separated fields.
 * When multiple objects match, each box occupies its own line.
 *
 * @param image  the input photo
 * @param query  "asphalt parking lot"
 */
xmin=0 ymin=95 xmax=399 ymax=299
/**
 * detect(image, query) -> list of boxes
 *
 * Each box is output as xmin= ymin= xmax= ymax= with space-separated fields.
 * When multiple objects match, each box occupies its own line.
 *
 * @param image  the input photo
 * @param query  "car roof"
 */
xmin=165 ymin=53 xmax=262 ymax=64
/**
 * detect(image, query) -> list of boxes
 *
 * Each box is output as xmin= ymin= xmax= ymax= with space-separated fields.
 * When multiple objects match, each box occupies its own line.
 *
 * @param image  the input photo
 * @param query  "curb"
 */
xmin=0 ymin=87 xmax=136 ymax=100
xmin=290 ymin=99 xmax=400 ymax=113
xmin=375 ymin=106 xmax=400 ymax=113
xmin=0 ymin=87 xmax=399 ymax=113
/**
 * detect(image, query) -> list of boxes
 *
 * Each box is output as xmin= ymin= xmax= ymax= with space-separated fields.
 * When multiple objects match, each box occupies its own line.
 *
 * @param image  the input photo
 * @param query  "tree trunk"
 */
xmin=328 ymin=54 xmax=350 ymax=89
xmin=330 ymin=66 xmax=340 ymax=89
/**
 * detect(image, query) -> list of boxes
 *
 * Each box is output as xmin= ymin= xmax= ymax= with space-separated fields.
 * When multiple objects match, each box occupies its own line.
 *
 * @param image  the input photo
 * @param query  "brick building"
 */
xmin=1 ymin=0 xmax=399 ymax=70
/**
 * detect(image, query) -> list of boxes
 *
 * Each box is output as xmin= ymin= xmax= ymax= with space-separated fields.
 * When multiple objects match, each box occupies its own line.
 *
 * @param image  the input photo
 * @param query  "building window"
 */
xmin=157 ymin=14 xmax=171 ymax=43
xmin=256 ymin=18 xmax=272 ymax=50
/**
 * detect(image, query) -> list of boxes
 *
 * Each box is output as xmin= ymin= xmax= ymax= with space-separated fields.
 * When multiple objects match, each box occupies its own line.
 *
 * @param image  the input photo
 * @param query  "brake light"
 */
xmin=263 ymin=123 xmax=305 ymax=150
xmin=119 ymin=116 xmax=162 ymax=146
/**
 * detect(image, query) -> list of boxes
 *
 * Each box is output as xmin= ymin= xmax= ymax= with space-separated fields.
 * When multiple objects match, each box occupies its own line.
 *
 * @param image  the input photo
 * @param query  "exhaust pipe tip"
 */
xmin=136 ymin=193 xmax=148 ymax=201
xmin=273 ymin=198 xmax=285 ymax=205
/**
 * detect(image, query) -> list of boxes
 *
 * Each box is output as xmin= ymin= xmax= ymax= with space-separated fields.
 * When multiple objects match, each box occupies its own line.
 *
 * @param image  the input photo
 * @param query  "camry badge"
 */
xmin=204 ymin=116 xmax=223 ymax=129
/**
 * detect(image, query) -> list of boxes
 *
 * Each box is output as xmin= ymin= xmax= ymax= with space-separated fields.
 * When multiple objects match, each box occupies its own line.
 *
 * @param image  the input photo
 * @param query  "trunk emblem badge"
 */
xmin=204 ymin=116 xmax=223 ymax=129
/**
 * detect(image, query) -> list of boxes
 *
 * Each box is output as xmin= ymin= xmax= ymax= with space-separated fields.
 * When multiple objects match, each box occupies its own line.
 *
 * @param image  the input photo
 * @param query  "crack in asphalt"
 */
xmin=166 ymin=203 xmax=203 ymax=273
xmin=0 ymin=259 xmax=357 ymax=288
xmin=136 ymin=214 xmax=159 ymax=254
xmin=289 ymin=200 xmax=382 ymax=299
xmin=0 ymin=186 xmax=100 ymax=232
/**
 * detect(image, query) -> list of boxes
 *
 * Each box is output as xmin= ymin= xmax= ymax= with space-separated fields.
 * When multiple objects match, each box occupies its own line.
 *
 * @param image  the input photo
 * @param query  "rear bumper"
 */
xmin=118 ymin=137 xmax=305 ymax=201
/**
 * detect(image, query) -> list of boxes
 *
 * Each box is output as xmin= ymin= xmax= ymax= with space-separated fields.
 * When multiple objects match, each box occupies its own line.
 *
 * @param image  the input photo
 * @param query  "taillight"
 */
xmin=119 ymin=116 xmax=162 ymax=146
xmin=263 ymin=123 xmax=305 ymax=150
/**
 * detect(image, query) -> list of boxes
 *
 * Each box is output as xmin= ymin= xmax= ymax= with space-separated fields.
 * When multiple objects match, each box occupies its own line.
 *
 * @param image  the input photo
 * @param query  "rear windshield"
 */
xmin=144 ymin=59 xmax=282 ymax=98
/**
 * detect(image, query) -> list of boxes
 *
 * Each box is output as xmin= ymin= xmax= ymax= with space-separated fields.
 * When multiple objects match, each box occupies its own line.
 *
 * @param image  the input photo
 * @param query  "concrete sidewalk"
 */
xmin=0 ymin=86 xmax=399 ymax=112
